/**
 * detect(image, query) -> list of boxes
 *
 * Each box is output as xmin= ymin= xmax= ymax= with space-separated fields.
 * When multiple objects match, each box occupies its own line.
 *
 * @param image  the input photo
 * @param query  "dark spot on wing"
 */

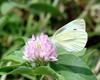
xmin=73 ymin=29 xmax=77 ymax=30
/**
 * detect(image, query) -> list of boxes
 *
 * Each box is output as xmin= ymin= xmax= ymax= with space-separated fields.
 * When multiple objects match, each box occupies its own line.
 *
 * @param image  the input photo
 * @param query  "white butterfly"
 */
xmin=51 ymin=19 xmax=88 ymax=52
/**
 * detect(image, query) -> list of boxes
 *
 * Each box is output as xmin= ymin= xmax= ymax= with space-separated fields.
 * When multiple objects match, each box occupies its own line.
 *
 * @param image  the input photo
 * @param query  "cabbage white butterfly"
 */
xmin=51 ymin=19 xmax=88 ymax=52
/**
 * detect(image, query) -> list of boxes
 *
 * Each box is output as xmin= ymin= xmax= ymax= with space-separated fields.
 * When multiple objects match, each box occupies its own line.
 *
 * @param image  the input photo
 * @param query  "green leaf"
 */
xmin=0 ymin=65 xmax=19 ymax=75
xmin=3 ymin=50 xmax=24 ymax=63
xmin=29 ymin=3 xmax=63 ymax=16
xmin=82 ymin=48 xmax=99 ymax=68
xmin=12 ymin=66 xmax=63 ymax=80
xmin=1 ymin=2 xmax=27 ymax=15
xmin=1 ymin=2 xmax=63 ymax=16
xmin=10 ymin=66 xmax=34 ymax=75
xmin=0 ymin=65 xmax=64 ymax=80
xmin=51 ymin=54 xmax=97 ymax=80
xmin=0 ymin=65 xmax=33 ymax=75
xmin=1 ymin=2 xmax=16 ymax=15
xmin=32 ymin=66 xmax=62 ymax=79
xmin=2 ymin=36 xmax=25 ymax=63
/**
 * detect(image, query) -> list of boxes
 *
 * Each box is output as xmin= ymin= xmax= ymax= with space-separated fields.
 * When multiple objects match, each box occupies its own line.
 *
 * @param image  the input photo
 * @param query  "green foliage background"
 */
xmin=0 ymin=0 xmax=100 ymax=80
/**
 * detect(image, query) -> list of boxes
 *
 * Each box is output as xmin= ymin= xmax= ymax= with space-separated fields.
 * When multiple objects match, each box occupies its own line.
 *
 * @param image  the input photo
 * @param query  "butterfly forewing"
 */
xmin=54 ymin=19 xmax=86 ymax=36
xmin=52 ymin=19 xmax=88 ymax=52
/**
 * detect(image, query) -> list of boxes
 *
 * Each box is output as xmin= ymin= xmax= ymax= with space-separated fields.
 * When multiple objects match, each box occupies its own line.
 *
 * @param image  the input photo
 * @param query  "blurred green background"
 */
xmin=0 ymin=0 xmax=100 ymax=80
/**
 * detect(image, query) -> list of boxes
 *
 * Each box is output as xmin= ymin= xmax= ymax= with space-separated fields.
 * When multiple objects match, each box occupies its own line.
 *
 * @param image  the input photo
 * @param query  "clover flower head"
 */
xmin=23 ymin=33 xmax=57 ymax=62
